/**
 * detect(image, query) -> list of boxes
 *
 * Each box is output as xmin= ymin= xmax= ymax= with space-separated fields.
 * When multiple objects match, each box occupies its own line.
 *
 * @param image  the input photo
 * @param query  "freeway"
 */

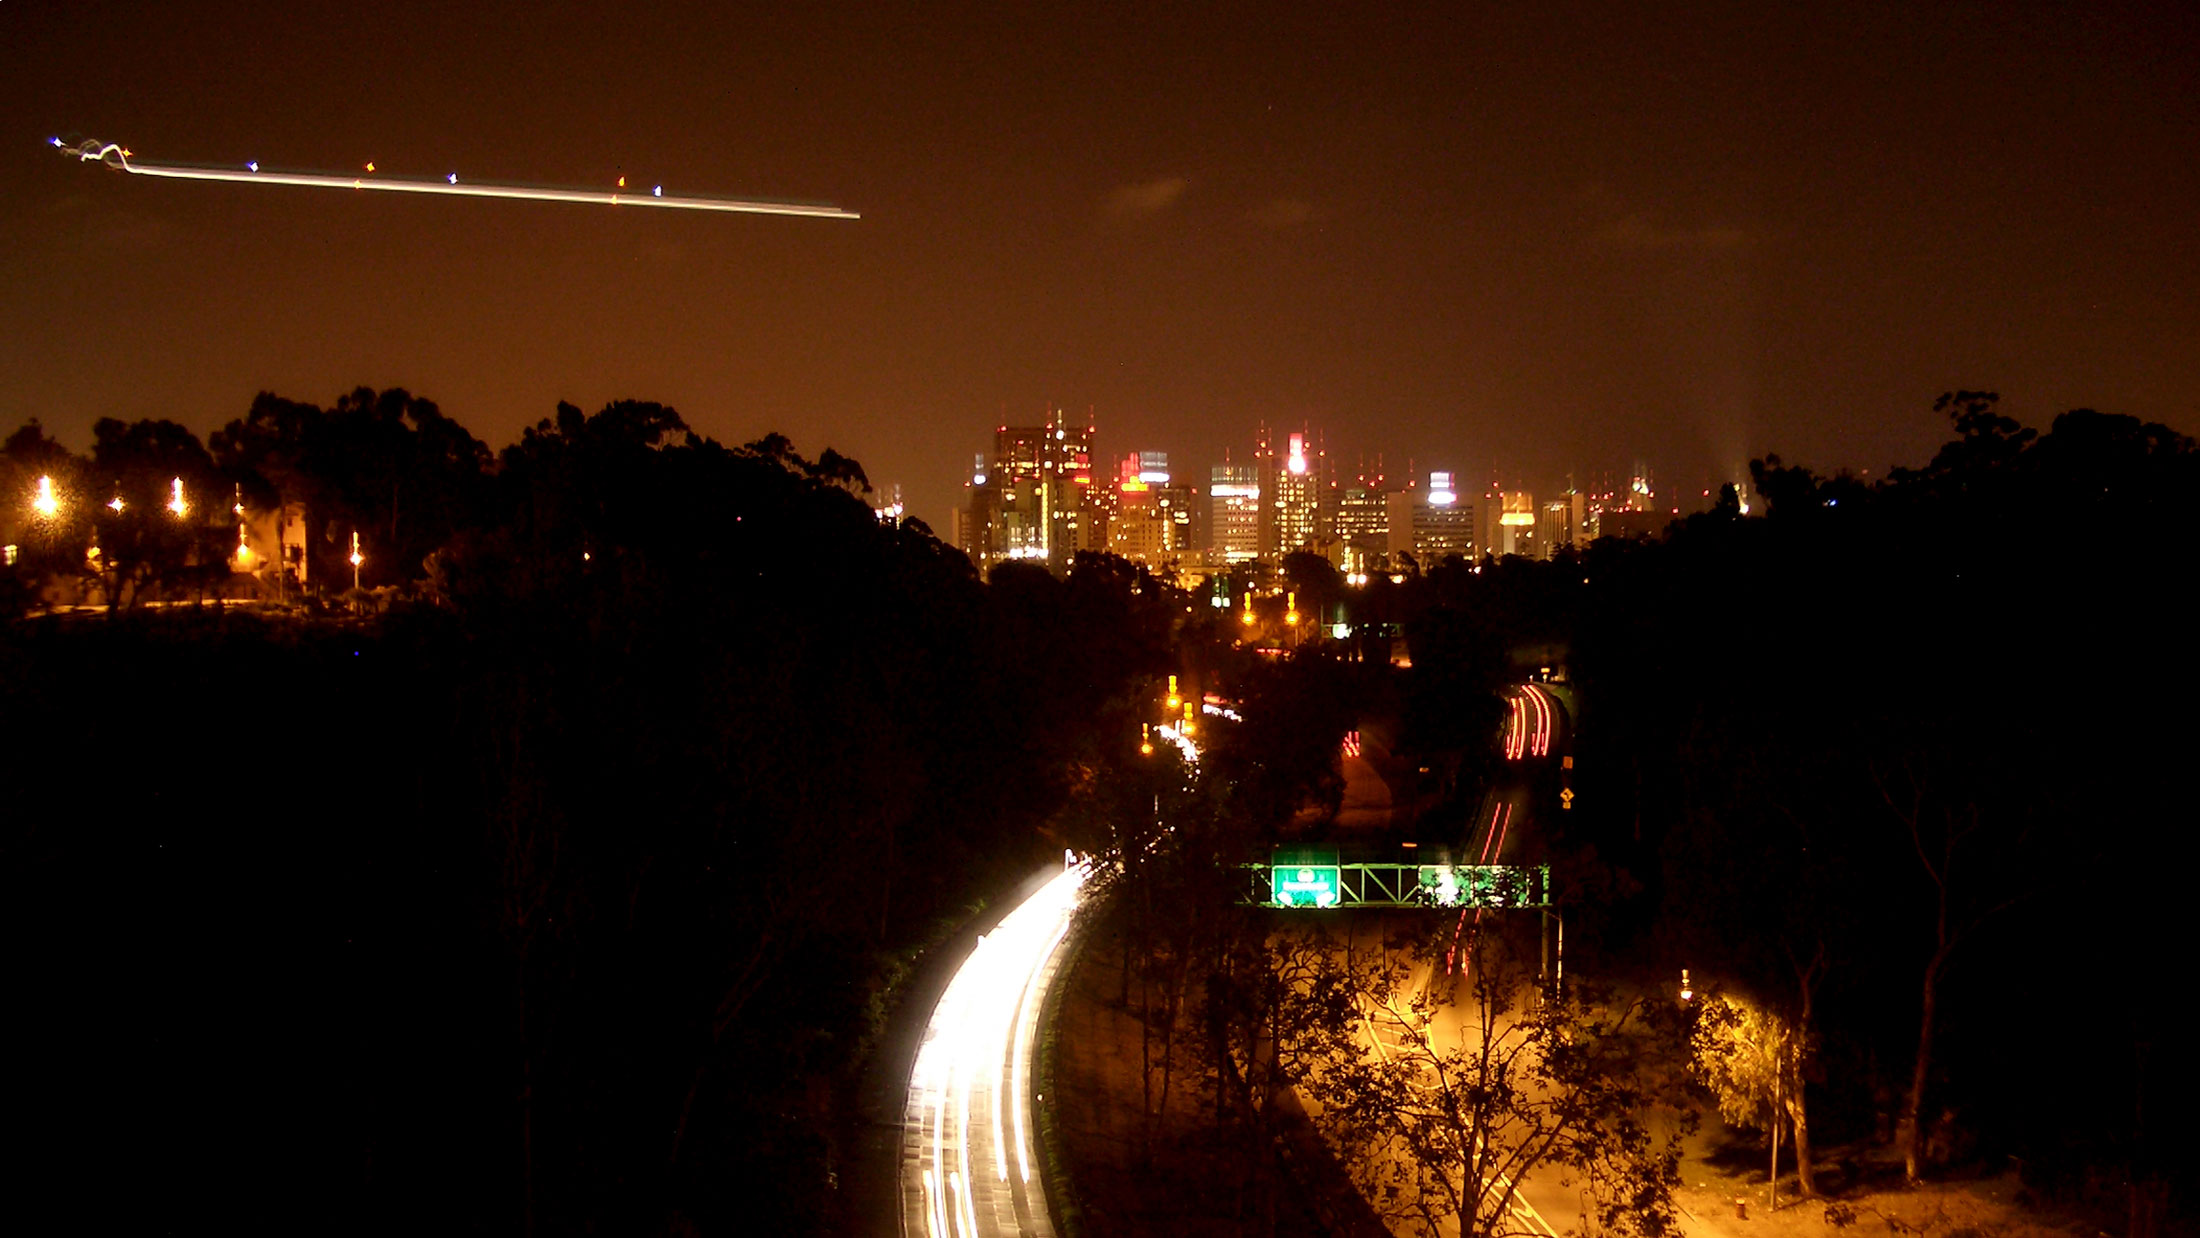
xmin=888 ymin=685 xmax=1567 ymax=1236
xmin=1327 ymin=681 xmax=1577 ymax=1236
xmin=899 ymin=863 xmax=1086 ymax=1238
xmin=894 ymin=720 xmax=1204 ymax=1236
xmin=1504 ymin=681 xmax=1557 ymax=761
xmin=1446 ymin=681 xmax=1565 ymax=971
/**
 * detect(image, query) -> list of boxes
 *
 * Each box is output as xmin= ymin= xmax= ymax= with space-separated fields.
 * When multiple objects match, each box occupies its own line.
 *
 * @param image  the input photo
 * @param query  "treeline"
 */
xmin=1041 ymin=599 xmax=1684 ymax=1236
xmin=1 ymin=390 xmax=1185 ymax=1234
xmin=11 ymin=387 xmax=2191 ymax=1230
xmin=1057 ymin=393 xmax=2200 ymax=1232
xmin=1387 ymin=394 xmax=2199 ymax=1218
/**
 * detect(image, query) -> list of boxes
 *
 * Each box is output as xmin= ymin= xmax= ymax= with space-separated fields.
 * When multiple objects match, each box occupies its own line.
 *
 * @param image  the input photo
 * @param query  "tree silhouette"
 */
xmin=213 ymin=387 xmax=490 ymax=592
xmin=3 ymin=420 xmax=91 ymax=614
xmin=83 ymin=417 xmax=228 ymax=609
xmin=1304 ymin=927 xmax=1691 ymax=1237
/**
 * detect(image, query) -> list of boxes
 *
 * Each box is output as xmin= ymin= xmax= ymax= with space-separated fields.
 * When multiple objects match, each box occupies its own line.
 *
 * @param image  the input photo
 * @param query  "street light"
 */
xmin=1166 ymin=674 xmax=1181 ymax=712
xmin=31 ymin=476 xmax=61 ymax=520
xmin=108 ymin=495 xmax=125 ymax=514
xmin=1140 ymin=723 xmax=1154 ymax=756
xmin=167 ymin=477 xmax=188 ymax=518
xmin=1285 ymin=591 xmax=1299 ymax=626
xmin=349 ymin=530 xmax=364 ymax=590
xmin=229 ymin=483 xmax=253 ymax=569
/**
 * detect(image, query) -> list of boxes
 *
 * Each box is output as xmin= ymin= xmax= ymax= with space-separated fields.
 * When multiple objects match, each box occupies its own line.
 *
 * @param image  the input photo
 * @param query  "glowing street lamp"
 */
xmin=1240 ymin=593 xmax=1255 ymax=626
xmin=349 ymin=531 xmax=364 ymax=590
xmin=229 ymin=484 xmax=254 ymax=570
xmin=167 ymin=477 xmax=189 ymax=518
xmin=31 ymin=476 xmax=61 ymax=520
xmin=1166 ymin=674 xmax=1181 ymax=712
xmin=1140 ymin=723 xmax=1154 ymax=756
xmin=108 ymin=495 xmax=125 ymax=514
xmin=1285 ymin=591 xmax=1299 ymax=626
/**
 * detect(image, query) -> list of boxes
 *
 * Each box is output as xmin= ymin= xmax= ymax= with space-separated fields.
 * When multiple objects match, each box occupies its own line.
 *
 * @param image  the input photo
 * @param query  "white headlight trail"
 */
xmin=903 ymin=865 xmax=1085 ymax=1235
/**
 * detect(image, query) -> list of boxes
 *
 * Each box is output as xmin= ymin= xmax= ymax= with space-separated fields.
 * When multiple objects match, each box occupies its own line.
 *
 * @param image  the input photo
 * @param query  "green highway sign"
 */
xmin=1272 ymin=864 xmax=1342 ymax=908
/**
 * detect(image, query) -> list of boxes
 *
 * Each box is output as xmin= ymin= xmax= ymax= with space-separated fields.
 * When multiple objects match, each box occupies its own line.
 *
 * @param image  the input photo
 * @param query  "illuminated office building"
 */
xmin=1332 ymin=484 xmax=1391 ymax=572
xmin=1209 ymin=465 xmax=1261 ymax=563
xmin=1386 ymin=471 xmax=1473 ymax=567
xmin=1536 ymin=491 xmax=1589 ymax=557
xmin=1264 ymin=432 xmax=1321 ymax=556
xmin=1476 ymin=488 xmax=1538 ymax=558
xmin=1109 ymin=451 xmax=1195 ymax=566
xmin=958 ymin=410 xmax=1102 ymax=574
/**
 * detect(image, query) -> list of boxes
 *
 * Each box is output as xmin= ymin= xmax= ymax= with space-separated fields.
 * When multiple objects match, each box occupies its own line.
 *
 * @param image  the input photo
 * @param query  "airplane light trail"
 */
xmin=54 ymin=139 xmax=859 ymax=219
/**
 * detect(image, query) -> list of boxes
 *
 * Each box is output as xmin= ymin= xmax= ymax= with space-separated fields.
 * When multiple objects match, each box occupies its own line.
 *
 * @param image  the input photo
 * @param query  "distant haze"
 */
xmin=4 ymin=1 xmax=2195 ymax=526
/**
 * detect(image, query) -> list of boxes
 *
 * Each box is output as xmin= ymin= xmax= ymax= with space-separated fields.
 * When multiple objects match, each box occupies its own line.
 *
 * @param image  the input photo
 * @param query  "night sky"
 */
xmin=4 ymin=1 xmax=2195 ymax=527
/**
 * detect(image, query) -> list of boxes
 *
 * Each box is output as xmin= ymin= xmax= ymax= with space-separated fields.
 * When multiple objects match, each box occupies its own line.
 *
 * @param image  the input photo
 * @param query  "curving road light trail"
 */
xmin=1523 ymin=683 xmax=1553 ymax=757
xmin=902 ymin=864 xmax=1086 ymax=1238
xmin=1504 ymin=683 xmax=1555 ymax=761
xmin=55 ymin=138 xmax=859 ymax=219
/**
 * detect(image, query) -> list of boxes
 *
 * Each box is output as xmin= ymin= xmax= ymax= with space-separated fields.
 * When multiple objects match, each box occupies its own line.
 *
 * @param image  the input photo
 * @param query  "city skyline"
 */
xmin=9 ymin=3 xmax=2197 ymax=1234
xmin=951 ymin=404 xmax=1732 ymax=502
xmin=6 ymin=2 xmax=2195 ymax=534
xmin=949 ymin=405 xmax=1707 ymax=574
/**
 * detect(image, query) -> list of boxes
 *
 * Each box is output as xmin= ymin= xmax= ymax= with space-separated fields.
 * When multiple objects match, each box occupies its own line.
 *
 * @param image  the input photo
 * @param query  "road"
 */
xmin=898 ymin=863 xmax=1086 ymax=1238
xmin=1503 ymin=681 xmax=1557 ymax=762
xmin=887 ymin=686 xmax=1568 ymax=1236
xmin=1441 ymin=681 xmax=1564 ymax=968
xmin=1383 ymin=679 xmax=1578 ymax=1235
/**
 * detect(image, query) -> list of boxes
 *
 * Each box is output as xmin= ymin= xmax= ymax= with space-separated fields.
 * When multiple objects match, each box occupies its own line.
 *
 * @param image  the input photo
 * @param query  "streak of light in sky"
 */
xmin=57 ymin=140 xmax=858 ymax=219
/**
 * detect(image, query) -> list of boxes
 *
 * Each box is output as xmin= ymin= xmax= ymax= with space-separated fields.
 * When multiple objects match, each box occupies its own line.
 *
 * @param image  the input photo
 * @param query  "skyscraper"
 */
xmin=1108 ymin=451 xmax=1191 ymax=567
xmin=1209 ymin=464 xmax=1261 ymax=563
xmin=1476 ymin=488 xmax=1538 ymax=558
xmin=1536 ymin=491 xmax=1588 ymax=557
xmin=1332 ymin=484 xmax=1391 ymax=572
xmin=1387 ymin=471 xmax=1473 ymax=567
xmin=957 ymin=409 xmax=1102 ymax=574
xmin=1267 ymin=432 xmax=1320 ymax=556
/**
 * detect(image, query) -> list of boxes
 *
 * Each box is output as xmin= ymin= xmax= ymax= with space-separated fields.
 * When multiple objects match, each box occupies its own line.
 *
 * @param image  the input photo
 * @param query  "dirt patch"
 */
xmin=1671 ymin=1124 xmax=2131 ymax=1238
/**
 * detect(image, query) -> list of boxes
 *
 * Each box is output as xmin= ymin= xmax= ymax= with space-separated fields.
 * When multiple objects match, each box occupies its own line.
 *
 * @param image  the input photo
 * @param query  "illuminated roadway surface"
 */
xmin=1504 ymin=682 xmax=1556 ymax=761
xmin=900 ymin=865 xmax=1086 ymax=1238
xmin=1452 ymin=681 xmax=1569 ymax=1233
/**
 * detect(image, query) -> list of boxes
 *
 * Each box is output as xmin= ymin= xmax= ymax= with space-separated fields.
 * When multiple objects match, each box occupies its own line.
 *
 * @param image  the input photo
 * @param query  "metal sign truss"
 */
xmin=1248 ymin=860 xmax=1550 ymax=910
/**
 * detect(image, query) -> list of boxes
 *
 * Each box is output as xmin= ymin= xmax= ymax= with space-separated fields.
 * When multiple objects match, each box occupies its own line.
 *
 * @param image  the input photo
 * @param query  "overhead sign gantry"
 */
xmin=1254 ymin=848 xmax=1550 ymax=910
